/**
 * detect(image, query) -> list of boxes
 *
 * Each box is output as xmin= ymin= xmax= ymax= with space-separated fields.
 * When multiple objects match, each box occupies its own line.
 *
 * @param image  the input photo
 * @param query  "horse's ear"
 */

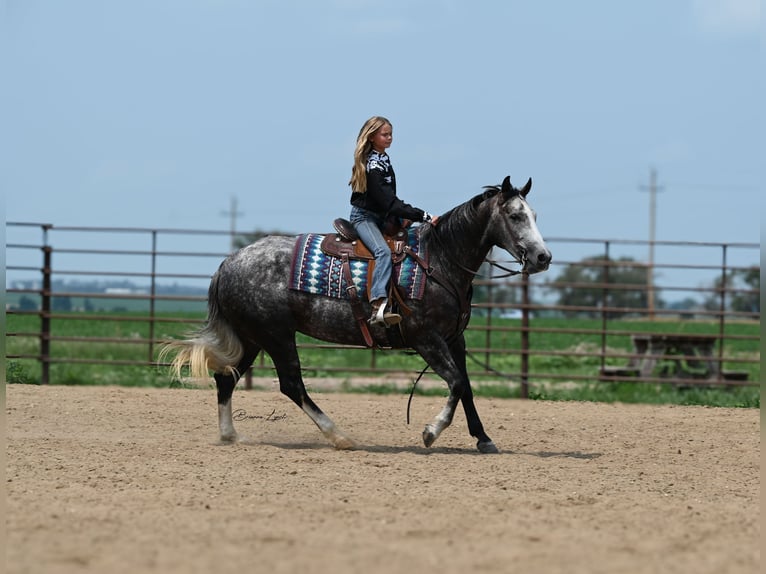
xmin=521 ymin=177 xmax=532 ymax=197
xmin=501 ymin=175 xmax=524 ymax=201
xmin=501 ymin=176 xmax=513 ymax=195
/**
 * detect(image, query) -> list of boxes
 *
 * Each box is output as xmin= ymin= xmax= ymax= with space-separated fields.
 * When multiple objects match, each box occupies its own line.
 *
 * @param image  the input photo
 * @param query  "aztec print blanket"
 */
xmin=289 ymin=228 xmax=428 ymax=301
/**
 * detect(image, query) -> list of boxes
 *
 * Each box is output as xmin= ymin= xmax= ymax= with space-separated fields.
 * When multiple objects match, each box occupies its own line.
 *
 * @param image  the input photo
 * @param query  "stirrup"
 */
xmin=369 ymin=300 xmax=402 ymax=327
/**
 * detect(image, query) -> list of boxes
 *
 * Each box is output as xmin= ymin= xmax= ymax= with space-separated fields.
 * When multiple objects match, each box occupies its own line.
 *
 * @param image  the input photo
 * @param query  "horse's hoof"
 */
xmin=217 ymin=434 xmax=239 ymax=445
xmin=477 ymin=440 xmax=499 ymax=454
xmin=422 ymin=426 xmax=437 ymax=448
xmin=333 ymin=436 xmax=357 ymax=450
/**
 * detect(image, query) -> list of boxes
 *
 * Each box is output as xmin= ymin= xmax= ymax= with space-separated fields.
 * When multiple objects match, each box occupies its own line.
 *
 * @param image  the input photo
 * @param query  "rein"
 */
xmin=406 ymin=350 xmax=520 ymax=424
xmin=403 ymin=219 xmax=528 ymax=423
xmin=428 ymin=223 xmax=527 ymax=279
xmin=398 ymin=222 xmax=527 ymax=347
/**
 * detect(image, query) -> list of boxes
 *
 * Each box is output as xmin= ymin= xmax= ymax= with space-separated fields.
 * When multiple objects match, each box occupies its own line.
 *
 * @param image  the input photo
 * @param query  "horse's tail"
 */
xmin=159 ymin=271 xmax=244 ymax=380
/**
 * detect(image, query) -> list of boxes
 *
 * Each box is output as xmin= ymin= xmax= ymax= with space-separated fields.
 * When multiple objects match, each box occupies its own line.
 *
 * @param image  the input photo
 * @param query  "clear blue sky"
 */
xmin=3 ymin=0 xmax=761 ymax=288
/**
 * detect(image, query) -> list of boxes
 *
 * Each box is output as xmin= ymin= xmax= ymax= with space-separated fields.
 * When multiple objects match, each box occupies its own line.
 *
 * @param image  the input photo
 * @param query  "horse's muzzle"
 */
xmin=524 ymin=249 xmax=552 ymax=274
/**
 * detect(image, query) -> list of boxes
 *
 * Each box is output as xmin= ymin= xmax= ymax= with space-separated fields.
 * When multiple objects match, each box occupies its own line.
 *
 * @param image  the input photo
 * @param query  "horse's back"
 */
xmin=223 ymin=234 xmax=294 ymax=275
xmin=213 ymin=235 xmax=296 ymax=312
xmin=213 ymin=234 xmax=371 ymax=345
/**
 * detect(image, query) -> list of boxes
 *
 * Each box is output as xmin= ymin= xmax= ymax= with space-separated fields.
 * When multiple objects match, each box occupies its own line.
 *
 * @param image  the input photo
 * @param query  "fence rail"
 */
xmin=5 ymin=222 xmax=760 ymax=393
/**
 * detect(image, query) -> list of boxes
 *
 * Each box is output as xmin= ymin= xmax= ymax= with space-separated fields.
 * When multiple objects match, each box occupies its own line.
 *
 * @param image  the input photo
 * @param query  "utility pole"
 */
xmin=221 ymin=195 xmax=244 ymax=252
xmin=640 ymin=168 xmax=663 ymax=319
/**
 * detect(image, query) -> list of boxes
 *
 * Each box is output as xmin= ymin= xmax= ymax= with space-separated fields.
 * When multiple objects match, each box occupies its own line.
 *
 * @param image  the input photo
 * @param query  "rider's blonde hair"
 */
xmin=348 ymin=116 xmax=392 ymax=193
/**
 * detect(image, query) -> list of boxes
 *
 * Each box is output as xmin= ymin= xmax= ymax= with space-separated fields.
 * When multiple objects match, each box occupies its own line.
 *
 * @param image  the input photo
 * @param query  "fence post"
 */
xmin=716 ymin=244 xmax=728 ymax=383
xmin=40 ymin=243 xmax=52 ymax=385
xmin=148 ymin=230 xmax=157 ymax=363
xmin=600 ymin=241 xmax=611 ymax=375
xmin=520 ymin=273 xmax=529 ymax=398
xmin=485 ymin=260 xmax=493 ymax=372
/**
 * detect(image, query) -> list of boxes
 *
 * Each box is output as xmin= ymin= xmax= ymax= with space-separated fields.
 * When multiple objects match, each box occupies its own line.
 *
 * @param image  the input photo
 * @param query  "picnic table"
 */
xmin=600 ymin=333 xmax=748 ymax=382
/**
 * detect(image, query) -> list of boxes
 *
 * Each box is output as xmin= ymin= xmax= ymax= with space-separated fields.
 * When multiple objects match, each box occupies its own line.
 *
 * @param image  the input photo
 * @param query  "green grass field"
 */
xmin=5 ymin=311 xmax=760 ymax=408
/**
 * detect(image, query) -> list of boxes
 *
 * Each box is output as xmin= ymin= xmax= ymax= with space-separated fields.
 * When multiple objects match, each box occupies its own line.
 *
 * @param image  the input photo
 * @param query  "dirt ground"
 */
xmin=5 ymin=384 xmax=760 ymax=574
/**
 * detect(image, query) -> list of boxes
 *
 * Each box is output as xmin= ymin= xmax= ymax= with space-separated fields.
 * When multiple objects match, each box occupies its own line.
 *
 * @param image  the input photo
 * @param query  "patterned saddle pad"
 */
xmin=289 ymin=227 xmax=428 ymax=301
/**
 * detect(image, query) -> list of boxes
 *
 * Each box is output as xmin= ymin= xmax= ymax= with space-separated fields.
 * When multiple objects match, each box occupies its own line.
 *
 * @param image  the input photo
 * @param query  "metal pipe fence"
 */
xmin=5 ymin=222 xmax=760 ymax=392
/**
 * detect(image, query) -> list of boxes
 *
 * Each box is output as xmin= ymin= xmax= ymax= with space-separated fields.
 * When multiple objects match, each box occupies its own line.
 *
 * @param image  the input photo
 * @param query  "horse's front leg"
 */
xmin=449 ymin=336 xmax=499 ymax=453
xmin=414 ymin=336 xmax=468 ymax=449
xmin=416 ymin=334 xmax=498 ymax=453
xmin=459 ymin=381 xmax=498 ymax=453
xmin=422 ymin=393 xmax=460 ymax=448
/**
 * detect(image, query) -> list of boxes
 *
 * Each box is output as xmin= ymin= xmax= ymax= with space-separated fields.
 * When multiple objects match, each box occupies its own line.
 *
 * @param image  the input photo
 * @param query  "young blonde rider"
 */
xmin=348 ymin=116 xmax=435 ymax=326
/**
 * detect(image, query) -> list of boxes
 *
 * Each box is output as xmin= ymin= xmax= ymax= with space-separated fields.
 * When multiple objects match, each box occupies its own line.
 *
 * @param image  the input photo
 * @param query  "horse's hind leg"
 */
xmin=214 ymin=349 xmax=259 ymax=443
xmin=266 ymin=339 xmax=355 ymax=450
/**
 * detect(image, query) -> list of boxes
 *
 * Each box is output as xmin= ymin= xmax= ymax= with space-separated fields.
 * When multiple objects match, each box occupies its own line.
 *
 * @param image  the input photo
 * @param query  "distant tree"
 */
xmin=703 ymin=267 xmax=760 ymax=316
xmin=470 ymin=261 xmax=531 ymax=316
xmin=52 ymin=296 xmax=72 ymax=312
xmin=18 ymin=296 xmax=38 ymax=311
xmin=548 ymin=254 xmax=658 ymax=318
xmin=731 ymin=267 xmax=760 ymax=314
xmin=666 ymin=297 xmax=700 ymax=311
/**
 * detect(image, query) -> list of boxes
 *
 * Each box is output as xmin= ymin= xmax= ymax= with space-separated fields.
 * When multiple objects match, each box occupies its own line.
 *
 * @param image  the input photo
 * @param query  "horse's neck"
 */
xmin=428 ymin=211 xmax=493 ymax=285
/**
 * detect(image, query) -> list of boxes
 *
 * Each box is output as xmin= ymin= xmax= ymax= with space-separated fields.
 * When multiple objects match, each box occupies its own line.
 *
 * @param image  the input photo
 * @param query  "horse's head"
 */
xmin=490 ymin=176 xmax=552 ymax=274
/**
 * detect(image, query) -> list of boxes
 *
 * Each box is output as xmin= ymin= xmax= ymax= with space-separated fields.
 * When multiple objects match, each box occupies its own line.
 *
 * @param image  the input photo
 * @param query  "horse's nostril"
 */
xmin=538 ymin=252 xmax=551 ymax=264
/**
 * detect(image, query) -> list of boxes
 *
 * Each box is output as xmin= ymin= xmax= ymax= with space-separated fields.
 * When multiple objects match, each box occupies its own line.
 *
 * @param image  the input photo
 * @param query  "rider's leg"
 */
xmin=350 ymin=207 xmax=401 ymax=325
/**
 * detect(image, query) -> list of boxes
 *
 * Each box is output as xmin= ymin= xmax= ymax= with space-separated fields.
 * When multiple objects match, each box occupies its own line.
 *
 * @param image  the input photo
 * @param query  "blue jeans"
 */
xmin=350 ymin=206 xmax=392 ymax=301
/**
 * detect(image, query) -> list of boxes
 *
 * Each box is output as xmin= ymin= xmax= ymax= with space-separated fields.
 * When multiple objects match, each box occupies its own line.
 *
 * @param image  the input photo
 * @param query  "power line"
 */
xmin=663 ymin=182 xmax=759 ymax=192
xmin=640 ymin=168 xmax=664 ymax=319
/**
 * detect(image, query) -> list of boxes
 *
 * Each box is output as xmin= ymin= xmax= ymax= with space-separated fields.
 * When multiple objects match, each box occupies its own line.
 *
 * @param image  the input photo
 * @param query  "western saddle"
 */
xmin=321 ymin=218 xmax=426 ymax=347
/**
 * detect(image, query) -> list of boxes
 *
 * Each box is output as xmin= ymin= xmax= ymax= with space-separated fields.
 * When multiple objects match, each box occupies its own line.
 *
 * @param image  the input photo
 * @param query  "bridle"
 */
xmin=428 ymin=221 xmax=527 ymax=279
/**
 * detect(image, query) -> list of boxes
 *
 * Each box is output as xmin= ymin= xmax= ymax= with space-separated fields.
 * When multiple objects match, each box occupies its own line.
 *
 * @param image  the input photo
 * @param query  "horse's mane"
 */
xmin=425 ymin=185 xmax=501 ymax=244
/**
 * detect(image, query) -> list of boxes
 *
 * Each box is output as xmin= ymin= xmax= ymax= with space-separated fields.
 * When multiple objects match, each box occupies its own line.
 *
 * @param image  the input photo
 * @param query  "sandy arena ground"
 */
xmin=5 ymin=384 xmax=761 ymax=574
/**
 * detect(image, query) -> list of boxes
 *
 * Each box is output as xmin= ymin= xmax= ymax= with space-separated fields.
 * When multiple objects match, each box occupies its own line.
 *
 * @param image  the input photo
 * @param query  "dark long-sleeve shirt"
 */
xmin=350 ymin=151 xmax=426 ymax=221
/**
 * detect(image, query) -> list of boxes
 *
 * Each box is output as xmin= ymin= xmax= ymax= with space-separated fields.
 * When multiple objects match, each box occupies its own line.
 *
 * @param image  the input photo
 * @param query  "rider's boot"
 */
xmin=369 ymin=298 xmax=401 ymax=327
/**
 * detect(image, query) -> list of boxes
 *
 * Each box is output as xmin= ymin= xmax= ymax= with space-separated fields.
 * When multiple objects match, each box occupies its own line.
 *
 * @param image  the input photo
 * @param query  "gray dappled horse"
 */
xmin=162 ymin=176 xmax=551 ymax=453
